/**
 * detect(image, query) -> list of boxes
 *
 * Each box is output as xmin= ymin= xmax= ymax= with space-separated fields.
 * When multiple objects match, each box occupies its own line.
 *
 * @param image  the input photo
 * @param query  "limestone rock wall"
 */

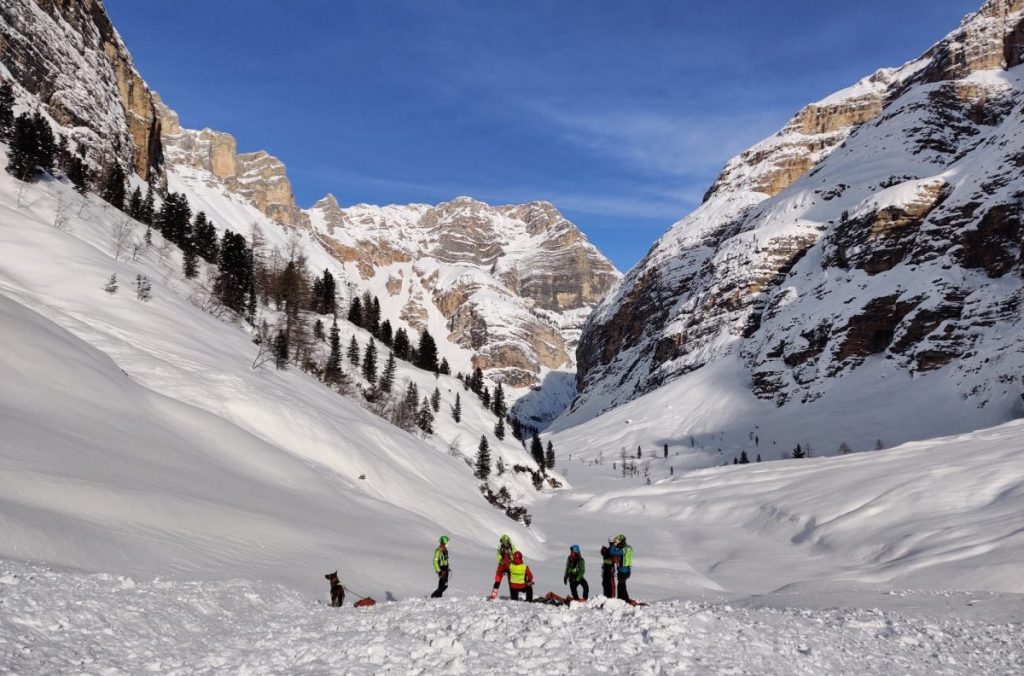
xmin=0 ymin=0 xmax=163 ymax=178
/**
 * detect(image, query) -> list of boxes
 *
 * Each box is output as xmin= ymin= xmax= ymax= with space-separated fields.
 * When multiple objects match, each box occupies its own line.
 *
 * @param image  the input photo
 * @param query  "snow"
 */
xmin=1 ymin=559 xmax=1021 ymax=675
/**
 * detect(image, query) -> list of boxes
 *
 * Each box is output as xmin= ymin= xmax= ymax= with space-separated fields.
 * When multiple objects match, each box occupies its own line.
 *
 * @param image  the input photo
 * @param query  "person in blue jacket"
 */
xmin=608 ymin=534 xmax=633 ymax=602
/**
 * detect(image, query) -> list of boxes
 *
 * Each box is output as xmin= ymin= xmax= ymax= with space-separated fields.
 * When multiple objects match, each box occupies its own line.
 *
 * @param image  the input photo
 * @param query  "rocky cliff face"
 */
xmin=154 ymin=97 xmax=309 ymax=229
xmin=309 ymin=195 xmax=620 ymax=387
xmin=0 ymin=0 xmax=162 ymax=179
xmin=575 ymin=0 xmax=1024 ymax=422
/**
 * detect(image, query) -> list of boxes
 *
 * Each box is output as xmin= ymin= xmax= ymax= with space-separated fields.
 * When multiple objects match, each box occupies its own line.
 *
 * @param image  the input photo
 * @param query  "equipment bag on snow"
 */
xmin=353 ymin=597 xmax=377 ymax=608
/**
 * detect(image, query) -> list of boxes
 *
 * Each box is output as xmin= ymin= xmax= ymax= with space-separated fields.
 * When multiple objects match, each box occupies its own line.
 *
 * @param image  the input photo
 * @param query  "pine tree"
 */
xmin=273 ymin=330 xmax=289 ymax=370
xmin=103 ymin=273 xmax=118 ymax=294
xmin=0 ymin=81 xmax=14 ymax=142
xmin=491 ymin=383 xmax=506 ymax=418
xmin=156 ymin=192 xmax=191 ymax=245
xmin=213 ymin=230 xmax=252 ymax=314
xmin=347 ymin=335 xmax=360 ymax=366
xmin=439 ymin=357 xmax=451 ymax=375
xmin=192 ymin=212 xmax=219 ymax=263
xmin=494 ymin=416 xmax=505 ymax=440
xmin=134 ymin=274 xmax=152 ymax=302
xmin=141 ymin=183 xmax=156 ymax=225
xmin=431 ymin=386 xmax=441 ymax=412
xmin=791 ymin=444 xmax=805 ymax=459
xmin=874 ymin=439 xmax=884 ymax=450
xmin=324 ymin=319 xmax=342 ymax=385
xmin=510 ymin=416 xmax=523 ymax=442
xmin=545 ymin=440 xmax=555 ymax=469
xmin=452 ymin=392 xmax=462 ymax=423
xmin=347 ymin=295 xmax=363 ymax=327
xmin=361 ymin=338 xmax=378 ymax=383
xmin=469 ymin=367 xmax=484 ymax=394
xmin=368 ymin=296 xmax=381 ymax=337
xmin=393 ymin=327 xmax=410 ymax=360
xmin=475 ymin=436 xmax=491 ymax=480
xmin=481 ymin=387 xmax=491 ymax=410
xmin=6 ymin=113 xmax=38 ymax=180
xmin=838 ymin=441 xmax=852 ymax=455
xmin=67 ymin=152 xmax=91 ymax=195
xmin=756 ymin=454 xmax=762 ymax=462
xmin=417 ymin=396 xmax=434 ymax=434
xmin=33 ymin=113 xmax=55 ymax=175
xmin=739 ymin=451 xmax=750 ymax=464
xmin=379 ymin=319 xmax=393 ymax=347
xmin=378 ymin=351 xmax=397 ymax=394
xmin=416 ymin=330 xmax=439 ymax=373
xmin=313 ymin=318 xmax=325 ymax=341
xmin=664 ymin=443 xmax=669 ymax=458
xmin=100 ymin=163 xmax=127 ymax=210
xmin=530 ymin=431 xmax=544 ymax=468
xmin=127 ymin=187 xmax=143 ymax=219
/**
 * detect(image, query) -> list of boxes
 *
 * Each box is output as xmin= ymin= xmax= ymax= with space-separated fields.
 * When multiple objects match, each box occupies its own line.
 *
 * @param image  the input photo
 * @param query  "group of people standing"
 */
xmin=431 ymin=533 xmax=634 ymax=603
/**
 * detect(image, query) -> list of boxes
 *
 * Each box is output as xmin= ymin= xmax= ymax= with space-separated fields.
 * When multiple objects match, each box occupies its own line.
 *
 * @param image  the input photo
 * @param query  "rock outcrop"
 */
xmin=154 ymin=97 xmax=309 ymax=229
xmin=309 ymin=196 xmax=620 ymax=387
xmin=0 ymin=0 xmax=162 ymax=179
xmin=575 ymin=0 xmax=1024 ymax=421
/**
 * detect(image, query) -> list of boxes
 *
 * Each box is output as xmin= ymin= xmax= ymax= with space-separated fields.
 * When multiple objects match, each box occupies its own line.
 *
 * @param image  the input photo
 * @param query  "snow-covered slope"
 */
xmin=3 ymin=558 xmax=1022 ymax=674
xmin=572 ymin=0 xmax=1024 ymax=444
xmin=0 ymin=167 xmax=542 ymax=597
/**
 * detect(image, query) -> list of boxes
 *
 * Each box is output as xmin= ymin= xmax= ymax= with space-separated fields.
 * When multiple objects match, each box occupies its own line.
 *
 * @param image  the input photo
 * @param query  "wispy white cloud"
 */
xmin=523 ymin=104 xmax=790 ymax=180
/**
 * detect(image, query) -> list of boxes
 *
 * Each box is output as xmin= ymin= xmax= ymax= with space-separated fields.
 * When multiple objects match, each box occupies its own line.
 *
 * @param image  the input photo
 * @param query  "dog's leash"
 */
xmin=343 ymin=585 xmax=370 ymax=600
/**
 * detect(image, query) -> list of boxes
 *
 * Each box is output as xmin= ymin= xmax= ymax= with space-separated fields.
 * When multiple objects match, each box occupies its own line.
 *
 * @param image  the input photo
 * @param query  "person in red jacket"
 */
xmin=507 ymin=551 xmax=534 ymax=602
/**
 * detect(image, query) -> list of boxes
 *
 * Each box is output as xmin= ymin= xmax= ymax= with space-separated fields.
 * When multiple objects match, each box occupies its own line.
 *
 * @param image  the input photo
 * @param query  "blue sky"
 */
xmin=106 ymin=0 xmax=981 ymax=271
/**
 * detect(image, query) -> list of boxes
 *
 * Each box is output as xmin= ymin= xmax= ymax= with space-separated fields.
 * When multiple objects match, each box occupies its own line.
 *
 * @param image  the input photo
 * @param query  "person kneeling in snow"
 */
xmin=563 ymin=544 xmax=589 ymax=600
xmin=507 ymin=551 xmax=534 ymax=602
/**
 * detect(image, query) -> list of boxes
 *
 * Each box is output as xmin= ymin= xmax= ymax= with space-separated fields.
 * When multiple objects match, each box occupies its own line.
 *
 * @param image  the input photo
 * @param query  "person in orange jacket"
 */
xmin=507 ymin=551 xmax=534 ymax=602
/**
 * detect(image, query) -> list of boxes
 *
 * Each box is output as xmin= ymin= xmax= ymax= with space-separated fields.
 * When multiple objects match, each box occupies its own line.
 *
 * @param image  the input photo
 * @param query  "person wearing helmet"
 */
xmin=599 ymin=536 xmax=616 ymax=597
xmin=431 ymin=535 xmax=451 ymax=598
xmin=609 ymin=534 xmax=633 ymax=602
xmin=507 ymin=551 xmax=534 ymax=602
xmin=489 ymin=534 xmax=518 ymax=599
xmin=563 ymin=544 xmax=589 ymax=601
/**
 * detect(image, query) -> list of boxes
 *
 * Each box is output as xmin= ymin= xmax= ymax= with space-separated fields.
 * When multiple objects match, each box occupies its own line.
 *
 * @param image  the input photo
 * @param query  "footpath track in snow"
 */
xmin=1 ymin=561 xmax=1021 ymax=675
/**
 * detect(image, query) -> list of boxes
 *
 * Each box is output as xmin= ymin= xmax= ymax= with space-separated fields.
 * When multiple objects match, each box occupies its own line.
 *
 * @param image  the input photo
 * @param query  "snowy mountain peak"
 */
xmin=570 ymin=0 xmax=1024 ymax=444
xmin=306 ymin=193 xmax=620 ymax=388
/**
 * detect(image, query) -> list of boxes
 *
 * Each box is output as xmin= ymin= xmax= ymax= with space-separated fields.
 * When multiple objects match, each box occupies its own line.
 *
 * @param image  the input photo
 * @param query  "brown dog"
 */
xmin=325 ymin=571 xmax=345 ymax=607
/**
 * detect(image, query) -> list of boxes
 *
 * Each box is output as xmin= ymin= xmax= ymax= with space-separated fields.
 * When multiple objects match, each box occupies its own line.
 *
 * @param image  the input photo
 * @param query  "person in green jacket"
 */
xmin=431 ymin=535 xmax=450 ymax=598
xmin=563 ymin=544 xmax=589 ymax=600
xmin=609 ymin=534 xmax=633 ymax=602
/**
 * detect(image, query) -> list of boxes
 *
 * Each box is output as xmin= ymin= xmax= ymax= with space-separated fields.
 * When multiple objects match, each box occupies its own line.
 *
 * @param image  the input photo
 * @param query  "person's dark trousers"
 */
xmin=601 ymin=565 xmax=614 ymax=597
xmin=510 ymin=587 xmax=533 ymax=602
xmin=570 ymin=578 xmax=589 ymax=600
xmin=431 ymin=570 xmax=449 ymax=598
xmin=616 ymin=572 xmax=630 ymax=602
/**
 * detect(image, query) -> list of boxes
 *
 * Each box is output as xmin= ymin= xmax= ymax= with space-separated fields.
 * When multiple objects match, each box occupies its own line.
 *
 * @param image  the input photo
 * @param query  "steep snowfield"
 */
xmin=0 ymin=167 xmax=541 ymax=598
xmin=2 ymin=559 xmax=1021 ymax=675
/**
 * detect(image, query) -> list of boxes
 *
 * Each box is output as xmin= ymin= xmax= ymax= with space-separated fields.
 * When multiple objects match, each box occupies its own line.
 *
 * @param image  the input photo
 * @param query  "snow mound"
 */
xmin=1 ymin=559 xmax=1020 ymax=675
